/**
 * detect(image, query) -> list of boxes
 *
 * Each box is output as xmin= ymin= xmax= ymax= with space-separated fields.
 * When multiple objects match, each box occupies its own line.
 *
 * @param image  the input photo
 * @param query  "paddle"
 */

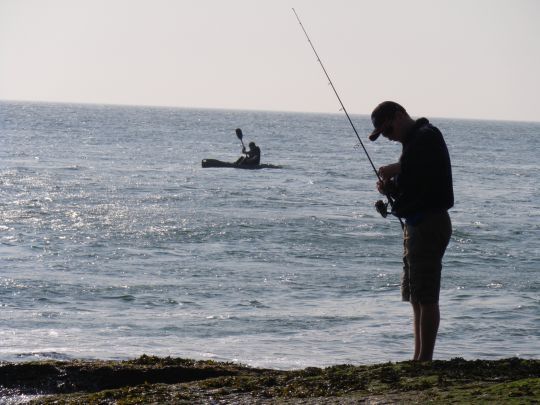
xmin=235 ymin=128 xmax=246 ymax=151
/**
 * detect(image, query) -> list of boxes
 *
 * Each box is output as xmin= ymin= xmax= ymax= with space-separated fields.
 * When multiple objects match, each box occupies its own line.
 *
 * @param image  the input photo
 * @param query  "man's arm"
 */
xmin=378 ymin=162 xmax=401 ymax=181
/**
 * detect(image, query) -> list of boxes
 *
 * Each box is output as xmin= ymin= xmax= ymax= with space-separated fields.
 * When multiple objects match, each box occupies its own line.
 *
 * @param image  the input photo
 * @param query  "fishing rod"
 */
xmin=292 ymin=8 xmax=403 ymax=228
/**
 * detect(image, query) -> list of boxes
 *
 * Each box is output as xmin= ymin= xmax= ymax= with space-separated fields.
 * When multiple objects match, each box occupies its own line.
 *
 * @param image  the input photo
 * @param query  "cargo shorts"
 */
xmin=402 ymin=211 xmax=452 ymax=304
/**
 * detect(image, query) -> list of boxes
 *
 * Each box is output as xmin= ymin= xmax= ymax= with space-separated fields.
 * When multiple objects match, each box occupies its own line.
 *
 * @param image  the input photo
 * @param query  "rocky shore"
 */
xmin=1 ymin=356 xmax=538 ymax=404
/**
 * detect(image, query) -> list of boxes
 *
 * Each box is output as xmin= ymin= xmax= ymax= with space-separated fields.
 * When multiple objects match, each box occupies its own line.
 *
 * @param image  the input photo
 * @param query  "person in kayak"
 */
xmin=236 ymin=141 xmax=261 ymax=166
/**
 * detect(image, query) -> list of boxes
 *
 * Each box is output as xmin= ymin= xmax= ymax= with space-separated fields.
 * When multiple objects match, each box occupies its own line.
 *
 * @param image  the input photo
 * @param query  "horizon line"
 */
xmin=1 ymin=97 xmax=539 ymax=125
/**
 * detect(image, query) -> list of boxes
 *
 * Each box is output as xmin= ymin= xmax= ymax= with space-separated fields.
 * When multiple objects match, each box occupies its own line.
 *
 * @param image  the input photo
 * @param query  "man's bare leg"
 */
xmin=412 ymin=302 xmax=440 ymax=361
xmin=412 ymin=302 xmax=421 ymax=360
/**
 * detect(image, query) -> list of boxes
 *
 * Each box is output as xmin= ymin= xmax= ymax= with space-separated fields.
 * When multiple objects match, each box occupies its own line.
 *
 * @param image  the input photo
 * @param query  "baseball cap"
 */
xmin=368 ymin=101 xmax=406 ymax=141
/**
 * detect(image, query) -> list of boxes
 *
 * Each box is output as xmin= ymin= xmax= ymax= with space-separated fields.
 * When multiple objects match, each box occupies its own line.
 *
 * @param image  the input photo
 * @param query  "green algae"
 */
xmin=0 ymin=356 xmax=537 ymax=404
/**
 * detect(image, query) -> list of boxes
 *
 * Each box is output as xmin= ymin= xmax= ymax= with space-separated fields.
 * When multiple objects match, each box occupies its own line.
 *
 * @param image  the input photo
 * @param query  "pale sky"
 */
xmin=1 ymin=0 xmax=539 ymax=122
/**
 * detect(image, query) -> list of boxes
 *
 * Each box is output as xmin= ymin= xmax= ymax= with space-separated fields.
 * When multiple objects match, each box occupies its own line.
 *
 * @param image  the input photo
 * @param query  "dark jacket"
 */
xmin=245 ymin=146 xmax=261 ymax=165
xmin=392 ymin=118 xmax=454 ymax=219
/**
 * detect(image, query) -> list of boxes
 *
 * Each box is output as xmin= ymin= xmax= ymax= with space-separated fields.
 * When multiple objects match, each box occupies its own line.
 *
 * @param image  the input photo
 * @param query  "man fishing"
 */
xmin=369 ymin=101 xmax=454 ymax=361
xmin=293 ymin=10 xmax=453 ymax=361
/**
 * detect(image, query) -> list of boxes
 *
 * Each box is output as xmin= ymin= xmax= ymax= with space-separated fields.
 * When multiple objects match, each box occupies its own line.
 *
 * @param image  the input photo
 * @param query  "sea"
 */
xmin=0 ymin=101 xmax=538 ymax=370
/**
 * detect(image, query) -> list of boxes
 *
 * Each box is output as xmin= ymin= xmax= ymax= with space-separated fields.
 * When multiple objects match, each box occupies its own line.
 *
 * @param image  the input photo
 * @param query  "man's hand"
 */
xmin=377 ymin=179 xmax=398 ymax=196
xmin=378 ymin=163 xmax=401 ymax=181
xmin=377 ymin=180 xmax=390 ymax=195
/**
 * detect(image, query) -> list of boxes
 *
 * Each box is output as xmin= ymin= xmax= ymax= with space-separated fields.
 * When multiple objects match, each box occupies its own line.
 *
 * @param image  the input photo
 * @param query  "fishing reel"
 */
xmin=375 ymin=200 xmax=389 ymax=218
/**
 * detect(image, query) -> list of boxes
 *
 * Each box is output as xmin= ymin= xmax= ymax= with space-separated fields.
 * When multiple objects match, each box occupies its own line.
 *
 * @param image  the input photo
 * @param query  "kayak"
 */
xmin=201 ymin=159 xmax=282 ymax=169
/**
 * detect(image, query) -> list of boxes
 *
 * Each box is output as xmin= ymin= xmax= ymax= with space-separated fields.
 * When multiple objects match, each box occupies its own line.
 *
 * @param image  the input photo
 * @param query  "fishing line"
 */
xmin=292 ymin=8 xmax=403 ymax=228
